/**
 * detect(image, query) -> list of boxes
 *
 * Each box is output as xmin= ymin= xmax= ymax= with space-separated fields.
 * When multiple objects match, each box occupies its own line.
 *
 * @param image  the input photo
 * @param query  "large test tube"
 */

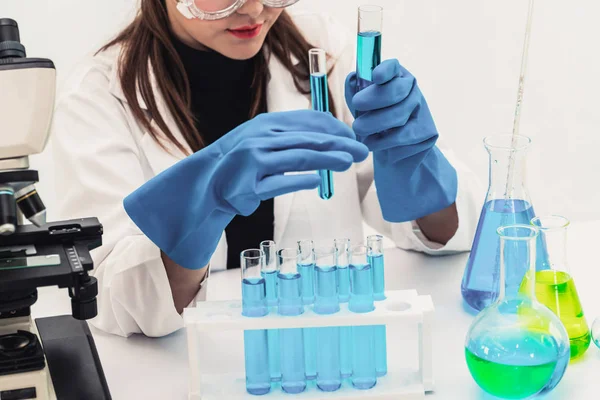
xmin=356 ymin=5 xmax=383 ymax=92
xmin=277 ymin=248 xmax=307 ymax=394
xmin=297 ymin=239 xmax=317 ymax=380
xmin=368 ymin=235 xmax=387 ymax=377
xmin=348 ymin=245 xmax=377 ymax=390
xmin=314 ymin=246 xmax=341 ymax=392
xmin=241 ymin=249 xmax=271 ymax=395
xmin=260 ymin=240 xmax=281 ymax=383
xmin=309 ymin=48 xmax=334 ymax=200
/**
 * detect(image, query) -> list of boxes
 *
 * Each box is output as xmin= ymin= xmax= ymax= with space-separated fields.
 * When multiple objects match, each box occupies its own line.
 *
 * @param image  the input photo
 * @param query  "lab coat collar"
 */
xmin=106 ymin=45 xmax=308 ymax=243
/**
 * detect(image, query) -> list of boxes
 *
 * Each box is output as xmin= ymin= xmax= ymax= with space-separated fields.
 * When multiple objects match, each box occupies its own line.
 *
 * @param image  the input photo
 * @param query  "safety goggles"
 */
xmin=176 ymin=0 xmax=301 ymax=20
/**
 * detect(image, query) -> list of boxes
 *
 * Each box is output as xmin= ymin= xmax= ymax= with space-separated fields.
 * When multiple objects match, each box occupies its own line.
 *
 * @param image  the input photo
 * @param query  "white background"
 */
xmin=3 ymin=0 xmax=599 ymax=223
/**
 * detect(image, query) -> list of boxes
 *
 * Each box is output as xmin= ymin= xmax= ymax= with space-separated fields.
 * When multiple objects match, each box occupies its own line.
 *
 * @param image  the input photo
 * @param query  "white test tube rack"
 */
xmin=183 ymin=290 xmax=434 ymax=400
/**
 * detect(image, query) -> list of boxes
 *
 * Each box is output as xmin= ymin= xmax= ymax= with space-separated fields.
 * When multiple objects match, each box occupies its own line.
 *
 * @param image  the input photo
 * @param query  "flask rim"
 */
xmin=484 ymin=134 xmax=531 ymax=152
xmin=531 ymin=215 xmax=570 ymax=231
xmin=496 ymin=224 xmax=539 ymax=240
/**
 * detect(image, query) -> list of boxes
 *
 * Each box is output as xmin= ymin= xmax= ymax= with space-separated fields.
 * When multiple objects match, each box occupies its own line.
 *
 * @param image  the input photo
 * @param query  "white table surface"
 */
xmin=30 ymin=221 xmax=600 ymax=400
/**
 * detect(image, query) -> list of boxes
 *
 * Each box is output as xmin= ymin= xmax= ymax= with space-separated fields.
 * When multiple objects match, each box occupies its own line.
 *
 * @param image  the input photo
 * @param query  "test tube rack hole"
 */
xmin=184 ymin=290 xmax=434 ymax=400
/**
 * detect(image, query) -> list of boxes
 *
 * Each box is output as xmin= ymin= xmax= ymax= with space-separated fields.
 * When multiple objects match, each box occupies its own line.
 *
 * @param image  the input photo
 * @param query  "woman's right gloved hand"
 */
xmin=123 ymin=110 xmax=369 ymax=270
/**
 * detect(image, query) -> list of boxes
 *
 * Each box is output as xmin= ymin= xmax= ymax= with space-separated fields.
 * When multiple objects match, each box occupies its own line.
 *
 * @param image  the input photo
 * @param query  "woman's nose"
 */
xmin=236 ymin=0 xmax=264 ymax=19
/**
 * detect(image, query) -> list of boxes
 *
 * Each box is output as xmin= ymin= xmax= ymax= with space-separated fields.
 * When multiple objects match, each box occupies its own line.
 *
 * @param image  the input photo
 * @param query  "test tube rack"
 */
xmin=183 ymin=290 xmax=434 ymax=400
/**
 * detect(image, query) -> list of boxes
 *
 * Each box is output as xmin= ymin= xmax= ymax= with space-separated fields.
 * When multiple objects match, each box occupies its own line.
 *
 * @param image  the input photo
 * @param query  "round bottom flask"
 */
xmin=465 ymin=225 xmax=570 ymax=399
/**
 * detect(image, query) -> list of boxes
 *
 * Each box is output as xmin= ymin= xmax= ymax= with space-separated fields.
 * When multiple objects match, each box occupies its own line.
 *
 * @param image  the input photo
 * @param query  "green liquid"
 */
xmin=465 ymin=348 xmax=556 ymax=399
xmin=521 ymin=270 xmax=591 ymax=359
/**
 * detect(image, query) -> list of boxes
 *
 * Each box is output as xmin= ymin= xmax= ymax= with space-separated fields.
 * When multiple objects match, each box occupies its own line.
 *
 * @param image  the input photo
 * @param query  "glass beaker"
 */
xmin=465 ymin=225 xmax=570 ymax=399
xmin=461 ymin=134 xmax=541 ymax=312
xmin=520 ymin=216 xmax=590 ymax=359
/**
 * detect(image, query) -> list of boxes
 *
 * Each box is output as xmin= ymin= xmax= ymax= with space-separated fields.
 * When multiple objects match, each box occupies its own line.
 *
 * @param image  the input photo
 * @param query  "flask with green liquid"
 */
xmin=519 ymin=215 xmax=591 ymax=359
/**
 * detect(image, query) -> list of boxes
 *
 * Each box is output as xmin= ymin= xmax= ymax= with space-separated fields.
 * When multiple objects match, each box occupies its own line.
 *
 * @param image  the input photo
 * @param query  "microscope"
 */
xmin=0 ymin=19 xmax=110 ymax=400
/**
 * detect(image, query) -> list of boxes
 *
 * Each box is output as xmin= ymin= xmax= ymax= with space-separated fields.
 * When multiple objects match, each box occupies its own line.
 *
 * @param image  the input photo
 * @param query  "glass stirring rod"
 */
xmin=309 ymin=48 xmax=334 ymax=200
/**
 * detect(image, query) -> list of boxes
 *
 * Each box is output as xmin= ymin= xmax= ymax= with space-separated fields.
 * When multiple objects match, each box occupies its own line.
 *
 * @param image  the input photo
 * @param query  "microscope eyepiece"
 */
xmin=0 ymin=18 xmax=26 ymax=59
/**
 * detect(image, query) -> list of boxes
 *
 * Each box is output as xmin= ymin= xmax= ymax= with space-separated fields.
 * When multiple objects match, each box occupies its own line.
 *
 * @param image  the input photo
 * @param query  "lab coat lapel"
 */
xmin=266 ymin=52 xmax=311 ymax=244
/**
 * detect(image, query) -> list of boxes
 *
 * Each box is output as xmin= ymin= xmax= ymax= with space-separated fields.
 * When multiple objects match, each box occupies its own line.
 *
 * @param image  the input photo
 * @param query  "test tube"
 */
xmin=314 ymin=246 xmax=341 ymax=391
xmin=356 ymin=5 xmax=383 ymax=93
xmin=309 ymin=48 xmax=334 ymax=200
xmin=260 ymin=240 xmax=281 ymax=383
xmin=348 ymin=245 xmax=377 ymax=390
xmin=367 ymin=235 xmax=387 ymax=377
xmin=241 ymin=249 xmax=271 ymax=395
xmin=297 ymin=239 xmax=317 ymax=380
xmin=277 ymin=248 xmax=306 ymax=394
xmin=334 ymin=238 xmax=352 ymax=378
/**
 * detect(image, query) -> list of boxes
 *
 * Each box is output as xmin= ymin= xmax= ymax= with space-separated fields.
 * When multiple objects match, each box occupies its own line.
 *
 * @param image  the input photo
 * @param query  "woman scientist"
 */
xmin=51 ymin=0 xmax=481 ymax=337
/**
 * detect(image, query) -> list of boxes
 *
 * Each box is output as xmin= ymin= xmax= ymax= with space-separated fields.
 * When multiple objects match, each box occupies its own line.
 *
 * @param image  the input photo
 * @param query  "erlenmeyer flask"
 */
xmin=465 ymin=225 xmax=570 ymax=399
xmin=462 ymin=134 xmax=542 ymax=312
xmin=520 ymin=215 xmax=590 ymax=359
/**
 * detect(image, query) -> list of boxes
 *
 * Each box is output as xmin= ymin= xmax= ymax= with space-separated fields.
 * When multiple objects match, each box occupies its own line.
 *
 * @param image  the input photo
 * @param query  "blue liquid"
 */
xmin=356 ymin=31 xmax=382 ymax=92
xmin=349 ymin=264 xmax=374 ymax=313
xmin=314 ymin=265 xmax=341 ymax=391
xmin=241 ymin=278 xmax=270 ymax=395
xmin=277 ymin=273 xmax=306 ymax=393
xmin=338 ymin=266 xmax=350 ymax=303
xmin=369 ymin=254 xmax=385 ymax=301
xmin=262 ymin=270 xmax=278 ymax=307
xmin=298 ymin=263 xmax=316 ymax=380
xmin=352 ymin=325 xmax=377 ymax=390
xmin=461 ymin=199 xmax=541 ymax=311
xmin=261 ymin=270 xmax=281 ymax=382
xmin=340 ymin=327 xmax=352 ymax=378
xmin=315 ymin=265 xmax=340 ymax=314
xmin=310 ymin=72 xmax=333 ymax=200
xmin=298 ymin=263 xmax=315 ymax=305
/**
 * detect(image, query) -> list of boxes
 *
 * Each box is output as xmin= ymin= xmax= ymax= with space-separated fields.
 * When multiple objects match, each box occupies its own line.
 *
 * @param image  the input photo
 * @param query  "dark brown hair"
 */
xmin=100 ymin=0 xmax=337 ymax=155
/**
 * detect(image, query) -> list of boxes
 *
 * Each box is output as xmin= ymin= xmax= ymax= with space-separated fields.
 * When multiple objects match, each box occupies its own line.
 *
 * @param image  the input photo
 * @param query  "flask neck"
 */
xmin=532 ymin=216 xmax=570 ymax=273
xmin=497 ymin=225 xmax=538 ymax=301
xmin=487 ymin=148 xmax=531 ymax=202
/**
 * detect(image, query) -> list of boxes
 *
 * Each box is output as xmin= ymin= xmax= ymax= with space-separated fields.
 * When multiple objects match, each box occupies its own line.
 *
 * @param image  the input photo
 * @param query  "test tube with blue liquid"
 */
xmin=348 ymin=245 xmax=377 ymax=390
xmin=314 ymin=246 xmax=342 ymax=392
xmin=241 ymin=249 xmax=271 ymax=395
xmin=356 ymin=5 xmax=383 ymax=93
xmin=297 ymin=239 xmax=317 ymax=380
xmin=309 ymin=48 xmax=334 ymax=200
xmin=277 ymin=248 xmax=307 ymax=394
xmin=260 ymin=240 xmax=281 ymax=383
xmin=334 ymin=238 xmax=352 ymax=378
xmin=368 ymin=235 xmax=387 ymax=377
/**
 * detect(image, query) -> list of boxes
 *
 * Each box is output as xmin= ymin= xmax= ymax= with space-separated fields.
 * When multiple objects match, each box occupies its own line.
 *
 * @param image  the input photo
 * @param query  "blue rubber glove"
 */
xmin=123 ymin=110 xmax=369 ymax=270
xmin=345 ymin=59 xmax=458 ymax=223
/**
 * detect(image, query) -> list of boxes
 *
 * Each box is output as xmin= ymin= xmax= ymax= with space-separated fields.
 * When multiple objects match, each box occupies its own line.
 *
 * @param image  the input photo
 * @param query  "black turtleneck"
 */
xmin=173 ymin=38 xmax=274 ymax=270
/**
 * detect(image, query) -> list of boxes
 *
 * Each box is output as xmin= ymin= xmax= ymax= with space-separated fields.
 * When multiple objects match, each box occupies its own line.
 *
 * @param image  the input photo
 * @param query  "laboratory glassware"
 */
xmin=465 ymin=225 xmax=569 ymax=399
xmin=519 ymin=216 xmax=590 ymax=359
xmin=334 ymin=238 xmax=352 ymax=378
xmin=297 ymin=239 xmax=317 ymax=380
xmin=348 ymin=245 xmax=377 ymax=390
xmin=277 ymin=248 xmax=306 ymax=394
xmin=367 ymin=235 xmax=387 ymax=377
xmin=309 ymin=48 xmax=334 ymax=200
xmin=241 ymin=249 xmax=271 ymax=395
xmin=461 ymin=134 xmax=541 ymax=312
xmin=356 ymin=5 xmax=383 ymax=92
xmin=591 ymin=318 xmax=600 ymax=349
xmin=176 ymin=0 xmax=300 ymax=21
xmin=260 ymin=240 xmax=281 ymax=382
xmin=314 ymin=246 xmax=341 ymax=392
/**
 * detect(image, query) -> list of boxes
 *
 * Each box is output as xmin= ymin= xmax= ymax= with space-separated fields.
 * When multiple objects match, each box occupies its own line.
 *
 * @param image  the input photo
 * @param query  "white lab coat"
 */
xmin=51 ymin=11 xmax=483 ymax=338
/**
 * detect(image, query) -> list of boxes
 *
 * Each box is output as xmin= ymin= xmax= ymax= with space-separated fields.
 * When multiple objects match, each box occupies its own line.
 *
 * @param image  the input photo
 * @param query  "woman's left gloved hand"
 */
xmin=344 ymin=59 xmax=458 ymax=223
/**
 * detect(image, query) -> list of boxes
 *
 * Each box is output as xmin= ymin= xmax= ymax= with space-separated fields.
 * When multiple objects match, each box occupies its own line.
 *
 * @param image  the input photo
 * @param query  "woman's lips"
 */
xmin=227 ymin=24 xmax=263 ymax=39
